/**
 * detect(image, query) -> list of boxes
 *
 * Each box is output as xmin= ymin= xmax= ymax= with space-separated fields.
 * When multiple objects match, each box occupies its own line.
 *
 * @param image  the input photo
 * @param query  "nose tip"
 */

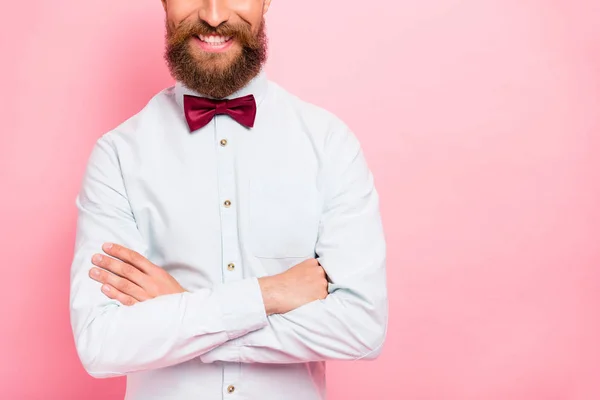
xmin=199 ymin=1 xmax=231 ymax=28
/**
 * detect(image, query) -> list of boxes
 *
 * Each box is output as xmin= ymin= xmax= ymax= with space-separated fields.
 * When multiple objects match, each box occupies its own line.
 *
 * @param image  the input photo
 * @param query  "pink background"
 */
xmin=1 ymin=0 xmax=599 ymax=399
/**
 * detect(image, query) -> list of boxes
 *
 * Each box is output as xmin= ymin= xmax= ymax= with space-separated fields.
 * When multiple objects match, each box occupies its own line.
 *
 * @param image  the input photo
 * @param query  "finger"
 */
xmin=89 ymin=267 xmax=151 ymax=302
xmin=102 ymin=242 xmax=156 ymax=275
xmin=91 ymin=252 xmax=149 ymax=288
xmin=100 ymin=283 xmax=138 ymax=307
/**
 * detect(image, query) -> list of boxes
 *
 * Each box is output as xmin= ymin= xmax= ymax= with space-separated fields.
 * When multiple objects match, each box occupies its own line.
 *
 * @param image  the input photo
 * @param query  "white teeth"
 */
xmin=198 ymin=35 xmax=231 ymax=45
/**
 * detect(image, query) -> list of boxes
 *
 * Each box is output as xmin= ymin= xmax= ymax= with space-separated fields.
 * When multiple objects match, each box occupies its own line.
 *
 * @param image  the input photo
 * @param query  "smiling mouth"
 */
xmin=197 ymin=35 xmax=233 ymax=46
xmin=193 ymin=34 xmax=235 ymax=53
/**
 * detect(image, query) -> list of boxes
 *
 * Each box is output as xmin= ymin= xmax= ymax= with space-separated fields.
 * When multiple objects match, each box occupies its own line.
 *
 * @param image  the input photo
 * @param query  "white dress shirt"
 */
xmin=69 ymin=69 xmax=388 ymax=400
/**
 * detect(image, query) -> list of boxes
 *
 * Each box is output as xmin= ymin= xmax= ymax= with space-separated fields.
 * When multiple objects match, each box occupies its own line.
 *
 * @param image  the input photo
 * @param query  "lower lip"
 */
xmin=193 ymin=36 xmax=234 ymax=53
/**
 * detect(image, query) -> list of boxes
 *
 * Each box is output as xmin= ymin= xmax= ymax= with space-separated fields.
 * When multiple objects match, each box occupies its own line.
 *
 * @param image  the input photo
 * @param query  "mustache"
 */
xmin=193 ymin=20 xmax=248 ymax=37
xmin=167 ymin=19 xmax=261 ymax=49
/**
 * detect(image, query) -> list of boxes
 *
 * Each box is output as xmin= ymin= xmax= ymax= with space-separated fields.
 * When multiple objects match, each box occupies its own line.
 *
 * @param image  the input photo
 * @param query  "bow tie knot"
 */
xmin=183 ymin=93 xmax=257 ymax=132
xmin=215 ymin=101 xmax=227 ymax=114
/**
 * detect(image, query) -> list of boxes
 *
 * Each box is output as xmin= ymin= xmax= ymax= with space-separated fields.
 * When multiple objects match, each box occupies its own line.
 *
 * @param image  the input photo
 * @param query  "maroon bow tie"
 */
xmin=183 ymin=93 xmax=257 ymax=132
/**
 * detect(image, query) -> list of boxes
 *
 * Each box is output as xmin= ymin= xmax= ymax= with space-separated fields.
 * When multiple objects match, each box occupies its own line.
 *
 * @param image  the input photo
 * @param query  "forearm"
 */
xmin=71 ymin=273 xmax=267 ymax=377
xmin=200 ymin=261 xmax=388 ymax=364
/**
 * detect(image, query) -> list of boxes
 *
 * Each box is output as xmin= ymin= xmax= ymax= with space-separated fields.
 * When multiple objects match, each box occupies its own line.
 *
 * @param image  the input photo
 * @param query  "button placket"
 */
xmin=215 ymin=115 xmax=244 ymax=390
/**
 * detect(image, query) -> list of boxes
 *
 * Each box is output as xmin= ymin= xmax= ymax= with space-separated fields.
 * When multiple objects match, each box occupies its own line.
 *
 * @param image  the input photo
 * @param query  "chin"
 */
xmin=192 ymin=52 xmax=240 ymax=70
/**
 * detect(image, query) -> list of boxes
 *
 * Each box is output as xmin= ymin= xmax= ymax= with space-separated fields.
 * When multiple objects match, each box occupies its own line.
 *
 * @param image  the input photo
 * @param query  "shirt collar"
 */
xmin=174 ymin=68 xmax=268 ymax=111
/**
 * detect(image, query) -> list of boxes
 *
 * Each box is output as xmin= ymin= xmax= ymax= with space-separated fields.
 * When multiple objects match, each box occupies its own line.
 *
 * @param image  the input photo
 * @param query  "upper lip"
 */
xmin=198 ymin=34 xmax=232 ymax=39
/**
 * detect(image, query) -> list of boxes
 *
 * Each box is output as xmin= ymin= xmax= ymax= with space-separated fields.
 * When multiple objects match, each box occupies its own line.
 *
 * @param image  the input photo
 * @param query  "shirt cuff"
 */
xmin=213 ymin=277 xmax=269 ymax=339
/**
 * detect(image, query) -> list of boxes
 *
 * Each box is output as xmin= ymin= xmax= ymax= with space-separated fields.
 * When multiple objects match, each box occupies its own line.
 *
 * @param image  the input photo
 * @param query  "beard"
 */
xmin=164 ymin=17 xmax=268 ymax=99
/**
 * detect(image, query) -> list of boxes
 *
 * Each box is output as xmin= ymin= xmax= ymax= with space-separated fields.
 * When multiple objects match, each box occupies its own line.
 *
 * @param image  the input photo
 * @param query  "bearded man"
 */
xmin=69 ymin=1 xmax=388 ymax=399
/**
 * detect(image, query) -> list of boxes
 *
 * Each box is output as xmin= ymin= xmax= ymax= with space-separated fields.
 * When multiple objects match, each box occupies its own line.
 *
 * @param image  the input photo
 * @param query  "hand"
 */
xmin=89 ymin=242 xmax=186 ymax=306
xmin=258 ymin=258 xmax=329 ymax=316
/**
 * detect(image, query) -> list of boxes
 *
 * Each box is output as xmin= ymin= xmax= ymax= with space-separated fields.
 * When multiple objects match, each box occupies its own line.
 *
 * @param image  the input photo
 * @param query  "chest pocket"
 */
xmin=247 ymin=166 xmax=321 ymax=259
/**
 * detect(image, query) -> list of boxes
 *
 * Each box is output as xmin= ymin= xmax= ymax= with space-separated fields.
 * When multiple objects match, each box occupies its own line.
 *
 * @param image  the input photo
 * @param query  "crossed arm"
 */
xmin=70 ymin=130 xmax=388 ymax=378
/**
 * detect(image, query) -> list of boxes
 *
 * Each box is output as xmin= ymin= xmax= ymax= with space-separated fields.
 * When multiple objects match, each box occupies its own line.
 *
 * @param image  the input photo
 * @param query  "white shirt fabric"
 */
xmin=69 ymin=69 xmax=389 ymax=400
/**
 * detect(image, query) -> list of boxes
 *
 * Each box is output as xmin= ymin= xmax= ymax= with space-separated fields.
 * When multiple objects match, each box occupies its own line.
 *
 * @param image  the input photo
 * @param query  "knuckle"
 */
xmin=100 ymin=256 xmax=114 ymax=271
xmin=115 ymin=278 xmax=130 ymax=292
xmin=121 ymin=263 xmax=135 ymax=277
xmin=129 ymin=251 xmax=142 ymax=264
xmin=123 ymin=281 xmax=135 ymax=294
xmin=138 ymin=292 xmax=152 ymax=301
xmin=115 ymin=246 xmax=129 ymax=261
xmin=97 ymin=270 xmax=108 ymax=282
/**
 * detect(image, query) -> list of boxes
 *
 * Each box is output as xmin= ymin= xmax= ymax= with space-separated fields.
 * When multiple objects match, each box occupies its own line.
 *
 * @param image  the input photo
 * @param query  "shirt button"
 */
xmin=227 ymin=385 xmax=235 ymax=393
xmin=224 ymin=200 xmax=232 ymax=208
xmin=227 ymin=263 xmax=235 ymax=271
xmin=220 ymin=139 xmax=228 ymax=146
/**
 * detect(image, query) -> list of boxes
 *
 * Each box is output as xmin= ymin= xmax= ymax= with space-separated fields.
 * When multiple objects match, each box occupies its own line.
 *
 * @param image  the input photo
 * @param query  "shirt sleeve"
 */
xmin=199 ymin=125 xmax=389 ymax=364
xmin=69 ymin=134 xmax=268 ymax=378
